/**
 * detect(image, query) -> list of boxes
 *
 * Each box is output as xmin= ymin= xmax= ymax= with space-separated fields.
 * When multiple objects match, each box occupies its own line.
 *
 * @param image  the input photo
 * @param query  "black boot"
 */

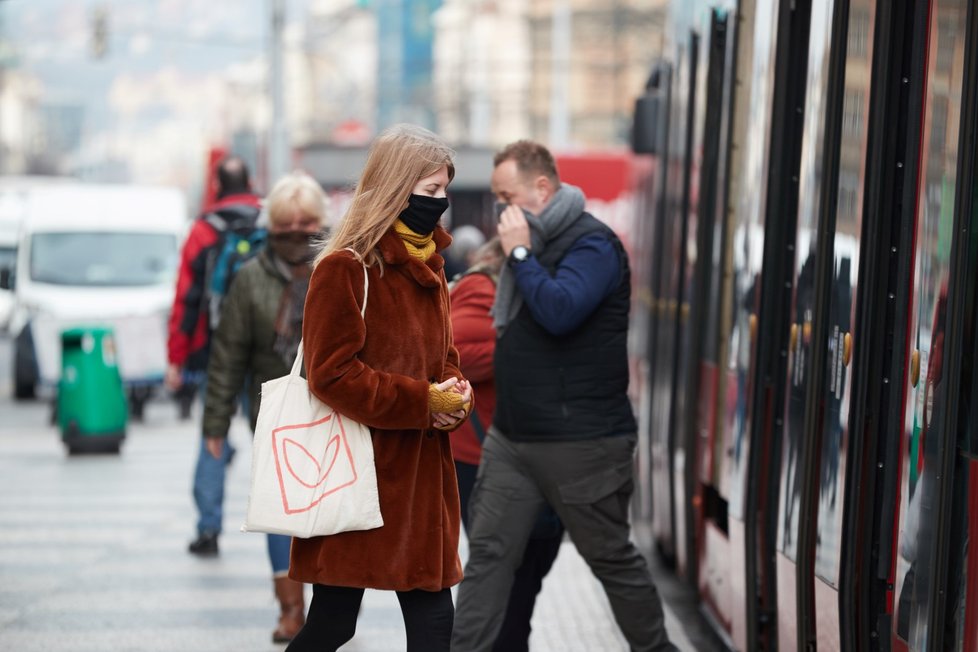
xmin=188 ymin=532 xmax=218 ymax=556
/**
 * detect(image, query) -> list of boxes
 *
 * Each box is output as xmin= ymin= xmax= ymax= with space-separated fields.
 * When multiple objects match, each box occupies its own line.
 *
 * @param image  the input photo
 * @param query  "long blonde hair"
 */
xmin=315 ymin=124 xmax=455 ymax=268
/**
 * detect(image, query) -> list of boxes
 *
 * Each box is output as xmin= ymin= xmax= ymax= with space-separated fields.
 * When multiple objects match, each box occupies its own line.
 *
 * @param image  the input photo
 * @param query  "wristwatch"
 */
xmin=509 ymin=245 xmax=531 ymax=265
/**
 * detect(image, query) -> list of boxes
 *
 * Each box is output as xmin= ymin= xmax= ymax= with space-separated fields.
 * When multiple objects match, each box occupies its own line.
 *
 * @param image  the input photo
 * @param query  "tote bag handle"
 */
xmin=290 ymin=248 xmax=369 ymax=378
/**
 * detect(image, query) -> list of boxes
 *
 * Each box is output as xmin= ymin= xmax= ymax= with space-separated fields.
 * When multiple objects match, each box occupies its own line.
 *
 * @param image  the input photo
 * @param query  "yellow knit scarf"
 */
xmin=394 ymin=219 xmax=436 ymax=262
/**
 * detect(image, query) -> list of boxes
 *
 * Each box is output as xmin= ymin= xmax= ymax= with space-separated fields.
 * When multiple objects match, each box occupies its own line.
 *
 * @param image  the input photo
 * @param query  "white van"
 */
xmin=0 ymin=205 xmax=18 ymax=332
xmin=1 ymin=183 xmax=188 ymax=410
xmin=0 ymin=176 xmax=67 ymax=332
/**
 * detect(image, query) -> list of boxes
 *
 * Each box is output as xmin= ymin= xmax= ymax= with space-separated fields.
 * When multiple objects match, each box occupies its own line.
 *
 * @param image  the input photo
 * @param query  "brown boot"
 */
xmin=272 ymin=576 xmax=305 ymax=643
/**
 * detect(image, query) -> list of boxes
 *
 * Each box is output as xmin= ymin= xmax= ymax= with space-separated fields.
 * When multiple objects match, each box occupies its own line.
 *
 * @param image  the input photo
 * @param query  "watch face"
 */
xmin=512 ymin=246 xmax=528 ymax=262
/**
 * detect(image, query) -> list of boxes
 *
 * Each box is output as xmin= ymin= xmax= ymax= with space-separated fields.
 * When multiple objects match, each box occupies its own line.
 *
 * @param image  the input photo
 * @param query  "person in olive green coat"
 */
xmin=202 ymin=171 xmax=328 ymax=643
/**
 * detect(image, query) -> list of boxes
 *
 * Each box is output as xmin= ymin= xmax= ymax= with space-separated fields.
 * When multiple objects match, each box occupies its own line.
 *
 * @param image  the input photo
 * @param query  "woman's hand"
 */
xmin=431 ymin=377 xmax=471 ymax=430
xmin=452 ymin=379 xmax=472 ymax=406
xmin=433 ymin=407 xmax=467 ymax=430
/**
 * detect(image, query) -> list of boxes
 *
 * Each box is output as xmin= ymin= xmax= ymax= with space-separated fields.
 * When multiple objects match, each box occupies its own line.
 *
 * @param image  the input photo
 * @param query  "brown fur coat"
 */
xmin=289 ymin=226 xmax=465 ymax=591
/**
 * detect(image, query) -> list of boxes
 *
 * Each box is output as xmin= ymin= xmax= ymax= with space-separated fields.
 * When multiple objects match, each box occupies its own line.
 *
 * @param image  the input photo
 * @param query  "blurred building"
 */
xmin=297 ymin=0 xmax=463 ymax=149
xmin=434 ymin=0 xmax=667 ymax=149
xmin=295 ymin=0 xmax=668 ymax=150
xmin=376 ymin=0 xmax=442 ymax=131
xmin=219 ymin=57 xmax=271 ymax=189
xmin=0 ymin=69 xmax=41 ymax=175
xmin=529 ymin=0 xmax=668 ymax=147
xmin=296 ymin=0 xmax=376 ymax=146
xmin=434 ymin=0 xmax=530 ymax=147
xmin=31 ymin=102 xmax=85 ymax=174
xmin=69 ymin=156 xmax=131 ymax=184
xmin=219 ymin=38 xmax=309 ymax=191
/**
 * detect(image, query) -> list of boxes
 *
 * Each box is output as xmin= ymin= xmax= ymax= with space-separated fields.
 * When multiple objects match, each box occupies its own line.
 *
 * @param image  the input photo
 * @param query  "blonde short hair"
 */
xmin=265 ymin=171 xmax=327 ymax=229
xmin=316 ymin=124 xmax=455 ymax=268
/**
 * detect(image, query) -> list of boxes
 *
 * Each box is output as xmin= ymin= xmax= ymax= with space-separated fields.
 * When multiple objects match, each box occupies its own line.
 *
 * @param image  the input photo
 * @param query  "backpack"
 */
xmin=203 ymin=211 xmax=267 ymax=329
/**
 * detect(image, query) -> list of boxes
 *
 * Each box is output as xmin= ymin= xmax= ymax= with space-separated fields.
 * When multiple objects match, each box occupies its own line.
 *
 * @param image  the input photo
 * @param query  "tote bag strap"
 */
xmin=290 ymin=249 xmax=370 ymax=378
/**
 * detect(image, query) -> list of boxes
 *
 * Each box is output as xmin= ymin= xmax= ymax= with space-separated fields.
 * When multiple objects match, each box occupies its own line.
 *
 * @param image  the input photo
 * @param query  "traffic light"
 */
xmin=91 ymin=7 xmax=108 ymax=59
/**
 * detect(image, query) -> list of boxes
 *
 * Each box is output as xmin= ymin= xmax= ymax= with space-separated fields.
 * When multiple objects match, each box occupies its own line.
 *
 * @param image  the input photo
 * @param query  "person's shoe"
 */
xmin=188 ymin=533 xmax=218 ymax=556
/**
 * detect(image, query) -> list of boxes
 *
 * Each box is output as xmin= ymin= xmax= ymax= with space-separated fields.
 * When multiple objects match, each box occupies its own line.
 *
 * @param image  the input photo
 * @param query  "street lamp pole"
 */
xmin=268 ymin=0 xmax=288 ymax=186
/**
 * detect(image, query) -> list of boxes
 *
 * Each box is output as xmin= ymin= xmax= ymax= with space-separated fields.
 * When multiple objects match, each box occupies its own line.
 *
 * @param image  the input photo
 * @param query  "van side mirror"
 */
xmin=0 ymin=267 xmax=12 ymax=290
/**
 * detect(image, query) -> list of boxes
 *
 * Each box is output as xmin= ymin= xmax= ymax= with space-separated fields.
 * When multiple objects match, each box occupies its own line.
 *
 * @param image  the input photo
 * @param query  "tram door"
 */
xmin=676 ymin=1 xmax=735 ymax=632
xmin=890 ymin=0 xmax=977 ymax=649
xmin=684 ymin=3 xmax=737 ymax=623
xmin=648 ymin=30 xmax=697 ymax=566
xmin=772 ymin=0 xmax=876 ymax=648
xmin=705 ymin=0 xmax=797 ymax=647
xmin=808 ymin=1 xmax=878 ymax=648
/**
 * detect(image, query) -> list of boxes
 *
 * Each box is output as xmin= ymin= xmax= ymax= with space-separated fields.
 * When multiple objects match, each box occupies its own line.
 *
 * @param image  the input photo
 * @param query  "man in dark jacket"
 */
xmin=165 ymin=155 xmax=262 ymax=556
xmin=452 ymin=141 xmax=676 ymax=651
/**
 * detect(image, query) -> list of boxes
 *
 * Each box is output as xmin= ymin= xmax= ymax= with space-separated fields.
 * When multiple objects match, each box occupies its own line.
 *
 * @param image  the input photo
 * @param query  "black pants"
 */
xmin=455 ymin=461 xmax=563 ymax=652
xmin=286 ymin=584 xmax=454 ymax=652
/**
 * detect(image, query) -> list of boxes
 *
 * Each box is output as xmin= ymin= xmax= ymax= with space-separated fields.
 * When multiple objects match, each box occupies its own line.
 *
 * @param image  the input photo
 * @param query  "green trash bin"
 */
xmin=58 ymin=326 xmax=127 ymax=453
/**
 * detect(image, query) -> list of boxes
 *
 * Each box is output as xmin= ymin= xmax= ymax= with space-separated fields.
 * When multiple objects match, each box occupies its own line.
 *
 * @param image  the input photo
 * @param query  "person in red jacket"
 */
xmin=449 ymin=236 xmax=563 ymax=652
xmin=166 ymin=155 xmax=263 ymax=556
xmin=447 ymin=238 xmax=500 ymax=483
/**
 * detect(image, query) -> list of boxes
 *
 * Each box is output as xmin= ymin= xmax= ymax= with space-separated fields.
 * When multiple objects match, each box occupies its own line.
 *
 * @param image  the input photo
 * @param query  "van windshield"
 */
xmin=0 ymin=245 xmax=14 ymax=287
xmin=30 ymin=232 xmax=178 ymax=286
xmin=0 ymin=245 xmax=14 ymax=271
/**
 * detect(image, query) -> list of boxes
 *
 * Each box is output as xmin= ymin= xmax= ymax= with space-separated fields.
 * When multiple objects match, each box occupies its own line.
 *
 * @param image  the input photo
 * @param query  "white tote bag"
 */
xmin=242 ymin=255 xmax=383 ymax=538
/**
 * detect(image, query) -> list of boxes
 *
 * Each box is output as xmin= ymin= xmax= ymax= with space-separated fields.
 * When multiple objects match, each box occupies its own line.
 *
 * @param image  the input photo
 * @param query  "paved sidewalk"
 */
xmin=0 ymin=399 xmax=702 ymax=651
xmin=348 ymin=536 xmax=696 ymax=651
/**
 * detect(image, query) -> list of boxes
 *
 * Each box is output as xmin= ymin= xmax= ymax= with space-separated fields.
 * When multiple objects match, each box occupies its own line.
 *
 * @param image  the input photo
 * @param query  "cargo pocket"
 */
xmin=558 ymin=461 xmax=633 ymax=505
xmin=556 ymin=461 xmax=635 ymax=556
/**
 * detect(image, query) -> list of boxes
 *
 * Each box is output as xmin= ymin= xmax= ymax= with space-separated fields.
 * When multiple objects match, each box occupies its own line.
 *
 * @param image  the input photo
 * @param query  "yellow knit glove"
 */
xmin=428 ymin=384 xmax=467 ymax=413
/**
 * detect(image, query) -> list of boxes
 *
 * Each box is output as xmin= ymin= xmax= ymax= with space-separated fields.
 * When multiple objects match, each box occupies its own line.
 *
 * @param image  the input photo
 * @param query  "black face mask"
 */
xmin=269 ymin=231 xmax=320 ymax=265
xmin=399 ymin=194 xmax=449 ymax=235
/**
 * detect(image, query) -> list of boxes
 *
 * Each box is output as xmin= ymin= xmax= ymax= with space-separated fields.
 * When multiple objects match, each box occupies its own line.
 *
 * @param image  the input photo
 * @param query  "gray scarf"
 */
xmin=491 ymin=184 xmax=586 ymax=335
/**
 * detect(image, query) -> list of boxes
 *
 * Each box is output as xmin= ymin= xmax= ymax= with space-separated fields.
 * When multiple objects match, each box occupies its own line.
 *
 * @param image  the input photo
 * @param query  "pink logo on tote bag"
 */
xmin=271 ymin=413 xmax=358 ymax=514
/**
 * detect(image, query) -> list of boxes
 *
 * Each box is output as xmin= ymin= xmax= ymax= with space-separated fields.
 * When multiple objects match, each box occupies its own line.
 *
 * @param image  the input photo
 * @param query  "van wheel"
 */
xmin=14 ymin=358 xmax=36 ymax=399
xmin=13 ymin=327 xmax=37 ymax=400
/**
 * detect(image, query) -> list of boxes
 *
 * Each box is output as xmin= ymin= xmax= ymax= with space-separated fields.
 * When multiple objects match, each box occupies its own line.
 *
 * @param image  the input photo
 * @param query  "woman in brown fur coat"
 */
xmin=286 ymin=124 xmax=472 ymax=652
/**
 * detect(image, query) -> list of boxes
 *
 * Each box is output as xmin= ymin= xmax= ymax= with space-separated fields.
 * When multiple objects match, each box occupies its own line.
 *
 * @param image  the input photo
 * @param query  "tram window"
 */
xmin=936 ymin=17 xmax=955 ymax=73
xmin=848 ymin=9 xmax=870 ymax=59
xmin=842 ymin=88 xmax=865 ymax=140
xmin=929 ymin=97 xmax=949 ymax=154
xmin=838 ymin=172 xmax=860 ymax=220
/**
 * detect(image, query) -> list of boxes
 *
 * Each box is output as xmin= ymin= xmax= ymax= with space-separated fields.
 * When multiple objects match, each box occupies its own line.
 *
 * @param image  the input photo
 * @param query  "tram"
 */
xmin=627 ymin=0 xmax=978 ymax=650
